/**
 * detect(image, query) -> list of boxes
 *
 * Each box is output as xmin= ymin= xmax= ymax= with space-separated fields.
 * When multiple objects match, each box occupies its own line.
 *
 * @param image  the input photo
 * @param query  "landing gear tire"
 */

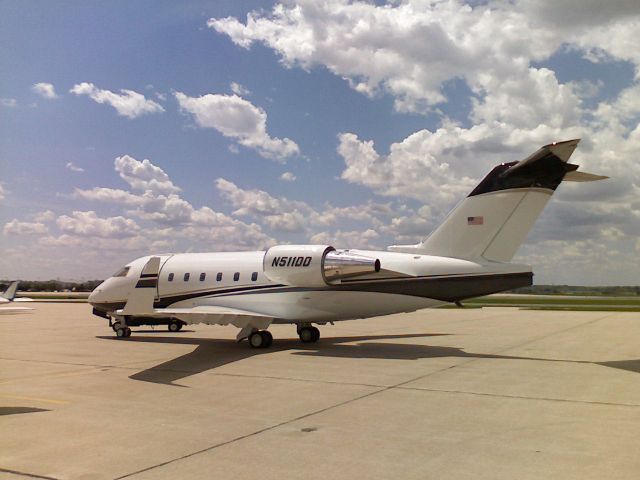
xmin=260 ymin=330 xmax=273 ymax=348
xmin=168 ymin=320 xmax=181 ymax=332
xmin=299 ymin=326 xmax=320 ymax=343
xmin=116 ymin=326 xmax=131 ymax=338
xmin=249 ymin=330 xmax=273 ymax=349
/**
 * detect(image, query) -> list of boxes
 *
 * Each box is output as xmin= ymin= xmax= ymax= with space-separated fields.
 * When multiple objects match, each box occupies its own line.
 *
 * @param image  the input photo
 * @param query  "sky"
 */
xmin=0 ymin=0 xmax=639 ymax=285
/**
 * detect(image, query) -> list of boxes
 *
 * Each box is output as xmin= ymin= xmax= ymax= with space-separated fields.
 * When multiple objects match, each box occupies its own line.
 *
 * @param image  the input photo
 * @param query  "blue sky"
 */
xmin=1 ymin=1 xmax=639 ymax=284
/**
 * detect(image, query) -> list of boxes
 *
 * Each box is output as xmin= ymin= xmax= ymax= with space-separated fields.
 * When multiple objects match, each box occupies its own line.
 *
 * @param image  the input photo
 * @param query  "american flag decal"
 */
xmin=467 ymin=216 xmax=484 ymax=225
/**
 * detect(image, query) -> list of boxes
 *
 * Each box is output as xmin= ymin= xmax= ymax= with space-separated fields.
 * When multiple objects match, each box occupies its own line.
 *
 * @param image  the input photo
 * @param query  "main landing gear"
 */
xmin=297 ymin=325 xmax=320 ymax=343
xmin=248 ymin=330 xmax=273 ymax=349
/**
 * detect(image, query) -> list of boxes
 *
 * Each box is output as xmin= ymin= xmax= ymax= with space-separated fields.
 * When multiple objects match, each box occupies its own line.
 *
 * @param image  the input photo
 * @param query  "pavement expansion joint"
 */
xmin=396 ymin=386 xmax=640 ymax=408
xmin=0 ymin=467 xmax=60 ymax=480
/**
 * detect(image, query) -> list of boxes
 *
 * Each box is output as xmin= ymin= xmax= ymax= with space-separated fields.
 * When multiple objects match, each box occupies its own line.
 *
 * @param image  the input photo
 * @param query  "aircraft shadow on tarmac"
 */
xmin=0 ymin=406 xmax=50 ymax=416
xmin=98 ymin=333 xmax=640 ymax=386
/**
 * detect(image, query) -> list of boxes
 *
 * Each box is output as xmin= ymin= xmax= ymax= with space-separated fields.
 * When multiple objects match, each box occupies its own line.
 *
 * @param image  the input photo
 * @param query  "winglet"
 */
xmin=121 ymin=257 xmax=160 ymax=315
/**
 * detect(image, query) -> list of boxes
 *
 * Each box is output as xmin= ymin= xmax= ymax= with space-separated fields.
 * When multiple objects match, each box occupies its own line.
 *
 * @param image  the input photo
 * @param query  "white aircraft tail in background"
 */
xmin=0 ymin=281 xmax=34 ymax=314
xmin=89 ymin=139 xmax=607 ymax=347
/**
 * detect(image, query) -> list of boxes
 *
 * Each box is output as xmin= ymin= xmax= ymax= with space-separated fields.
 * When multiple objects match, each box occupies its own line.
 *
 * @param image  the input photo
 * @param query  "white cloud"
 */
xmin=175 ymin=92 xmax=299 ymax=161
xmin=70 ymin=82 xmax=165 ymax=118
xmin=32 ymin=210 xmax=56 ymax=222
xmin=0 ymin=183 xmax=5 ymax=202
xmin=3 ymin=220 xmax=48 ymax=236
xmin=0 ymin=98 xmax=17 ymax=108
xmin=209 ymin=1 xmax=639 ymax=113
xmin=32 ymin=82 xmax=59 ymax=99
xmin=310 ymin=229 xmax=380 ymax=250
xmin=114 ymin=155 xmax=180 ymax=195
xmin=230 ymin=81 xmax=251 ymax=96
xmin=56 ymin=211 xmax=140 ymax=238
xmin=66 ymin=161 xmax=85 ymax=173
xmin=338 ymin=130 xmax=477 ymax=208
xmin=280 ymin=171 xmax=296 ymax=182
xmin=215 ymin=177 xmax=395 ymax=234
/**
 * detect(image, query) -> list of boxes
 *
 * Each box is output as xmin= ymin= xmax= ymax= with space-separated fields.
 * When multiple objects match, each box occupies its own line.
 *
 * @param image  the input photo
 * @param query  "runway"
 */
xmin=1 ymin=303 xmax=639 ymax=479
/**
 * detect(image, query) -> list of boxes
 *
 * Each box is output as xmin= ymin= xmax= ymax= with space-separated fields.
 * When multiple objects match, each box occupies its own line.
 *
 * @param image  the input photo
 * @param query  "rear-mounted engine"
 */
xmin=263 ymin=245 xmax=380 ymax=287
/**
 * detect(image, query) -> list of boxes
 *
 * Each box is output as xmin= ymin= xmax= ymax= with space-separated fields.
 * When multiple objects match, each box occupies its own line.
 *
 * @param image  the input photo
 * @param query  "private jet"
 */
xmin=89 ymin=139 xmax=606 ymax=348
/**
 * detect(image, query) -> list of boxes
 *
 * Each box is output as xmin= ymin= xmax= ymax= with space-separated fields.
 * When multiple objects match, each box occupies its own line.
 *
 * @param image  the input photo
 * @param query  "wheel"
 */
xmin=299 ymin=326 xmax=317 ymax=343
xmin=111 ymin=321 xmax=121 ymax=332
xmin=260 ymin=330 xmax=273 ymax=348
xmin=310 ymin=326 xmax=320 ymax=342
xmin=168 ymin=320 xmax=180 ymax=332
xmin=176 ymin=322 xmax=183 ymax=331
xmin=116 ymin=327 xmax=126 ymax=338
xmin=249 ymin=331 xmax=264 ymax=349
xmin=124 ymin=327 xmax=132 ymax=338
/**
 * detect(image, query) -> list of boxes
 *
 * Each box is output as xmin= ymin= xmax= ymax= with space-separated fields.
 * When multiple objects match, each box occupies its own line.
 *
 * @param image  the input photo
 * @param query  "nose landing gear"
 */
xmin=115 ymin=325 xmax=131 ymax=338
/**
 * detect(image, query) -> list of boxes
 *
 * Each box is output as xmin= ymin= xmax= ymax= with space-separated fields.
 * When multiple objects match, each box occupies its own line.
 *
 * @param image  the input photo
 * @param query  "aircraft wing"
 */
xmin=138 ymin=305 xmax=275 ymax=329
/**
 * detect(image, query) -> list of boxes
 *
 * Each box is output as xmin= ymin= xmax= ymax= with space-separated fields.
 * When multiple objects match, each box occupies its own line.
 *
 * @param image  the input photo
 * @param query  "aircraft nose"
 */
xmin=88 ymin=288 xmax=102 ymax=305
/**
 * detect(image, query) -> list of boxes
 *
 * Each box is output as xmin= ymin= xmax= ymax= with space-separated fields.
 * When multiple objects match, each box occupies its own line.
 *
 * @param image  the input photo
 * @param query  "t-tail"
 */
xmin=389 ymin=139 xmax=607 ymax=262
xmin=1 ymin=281 xmax=19 ymax=301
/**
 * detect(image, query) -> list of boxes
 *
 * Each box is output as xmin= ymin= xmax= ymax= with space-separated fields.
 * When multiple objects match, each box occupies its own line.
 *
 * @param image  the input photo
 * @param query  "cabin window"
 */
xmin=216 ymin=272 xmax=222 ymax=281
xmin=200 ymin=272 xmax=206 ymax=282
xmin=233 ymin=272 xmax=240 ymax=281
xmin=168 ymin=273 xmax=174 ymax=282
xmin=251 ymin=272 xmax=258 ymax=281
xmin=184 ymin=273 xmax=190 ymax=282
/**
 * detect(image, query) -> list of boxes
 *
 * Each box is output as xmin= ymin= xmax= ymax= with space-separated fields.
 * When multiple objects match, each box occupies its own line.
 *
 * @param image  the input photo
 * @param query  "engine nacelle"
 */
xmin=263 ymin=245 xmax=380 ymax=287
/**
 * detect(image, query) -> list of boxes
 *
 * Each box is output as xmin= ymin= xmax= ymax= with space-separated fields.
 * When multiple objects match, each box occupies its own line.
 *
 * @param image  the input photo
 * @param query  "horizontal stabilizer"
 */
xmin=563 ymin=170 xmax=609 ymax=182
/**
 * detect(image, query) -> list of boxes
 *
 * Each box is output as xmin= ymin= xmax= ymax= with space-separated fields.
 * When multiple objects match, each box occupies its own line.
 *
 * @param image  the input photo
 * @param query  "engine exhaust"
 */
xmin=322 ymin=250 xmax=381 ymax=284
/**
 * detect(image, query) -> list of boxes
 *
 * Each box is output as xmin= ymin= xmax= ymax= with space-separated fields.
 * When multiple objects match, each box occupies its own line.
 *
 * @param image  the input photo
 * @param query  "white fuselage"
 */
xmin=89 ymin=249 xmax=531 ymax=324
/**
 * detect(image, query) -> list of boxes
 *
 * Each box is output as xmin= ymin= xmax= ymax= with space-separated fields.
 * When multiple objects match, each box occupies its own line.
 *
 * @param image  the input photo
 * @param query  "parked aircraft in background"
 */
xmin=0 ymin=281 xmax=34 ymax=314
xmin=90 ymin=139 xmax=606 ymax=348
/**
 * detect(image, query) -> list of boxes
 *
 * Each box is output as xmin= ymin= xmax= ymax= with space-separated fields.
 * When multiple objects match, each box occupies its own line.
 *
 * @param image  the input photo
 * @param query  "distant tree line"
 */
xmin=0 ymin=280 xmax=104 ymax=292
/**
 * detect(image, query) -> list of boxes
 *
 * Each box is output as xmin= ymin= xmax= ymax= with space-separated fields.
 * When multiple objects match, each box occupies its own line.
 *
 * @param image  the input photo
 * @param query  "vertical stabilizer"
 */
xmin=1 ymin=281 xmax=19 ymax=301
xmin=389 ymin=139 xmax=606 ymax=262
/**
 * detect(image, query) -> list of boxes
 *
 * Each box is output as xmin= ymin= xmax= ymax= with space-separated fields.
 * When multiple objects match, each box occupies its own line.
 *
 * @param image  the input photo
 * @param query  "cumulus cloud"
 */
xmin=208 ymin=0 xmax=639 ymax=113
xmin=310 ymin=229 xmax=380 ymax=250
xmin=3 ymin=220 xmax=48 ymax=236
xmin=56 ymin=211 xmax=140 ymax=238
xmin=230 ymin=81 xmax=251 ymax=96
xmin=114 ymin=155 xmax=180 ymax=195
xmin=70 ymin=82 xmax=165 ymax=118
xmin=32 ymin=210 xmax=56 ymax=222
xmin=175 ymin=92 xmax=299 ymax=161
xmin=215 ymin=177 xmax=395 ymax=235
xmin=280 ymin=171 xmax=296 ymax=182
xmin=32 ymin=82 xmax=59 ymax=99
xmin=66 ymin=161 xmax=84 ymax=173
xmin=66 ymin=155 xmax=277 ymax=255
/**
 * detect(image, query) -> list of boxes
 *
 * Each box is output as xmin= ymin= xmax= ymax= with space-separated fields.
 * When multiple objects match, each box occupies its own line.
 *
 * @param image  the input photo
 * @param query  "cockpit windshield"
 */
xmin=112 ymin=266 xmax=130 ymax=277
